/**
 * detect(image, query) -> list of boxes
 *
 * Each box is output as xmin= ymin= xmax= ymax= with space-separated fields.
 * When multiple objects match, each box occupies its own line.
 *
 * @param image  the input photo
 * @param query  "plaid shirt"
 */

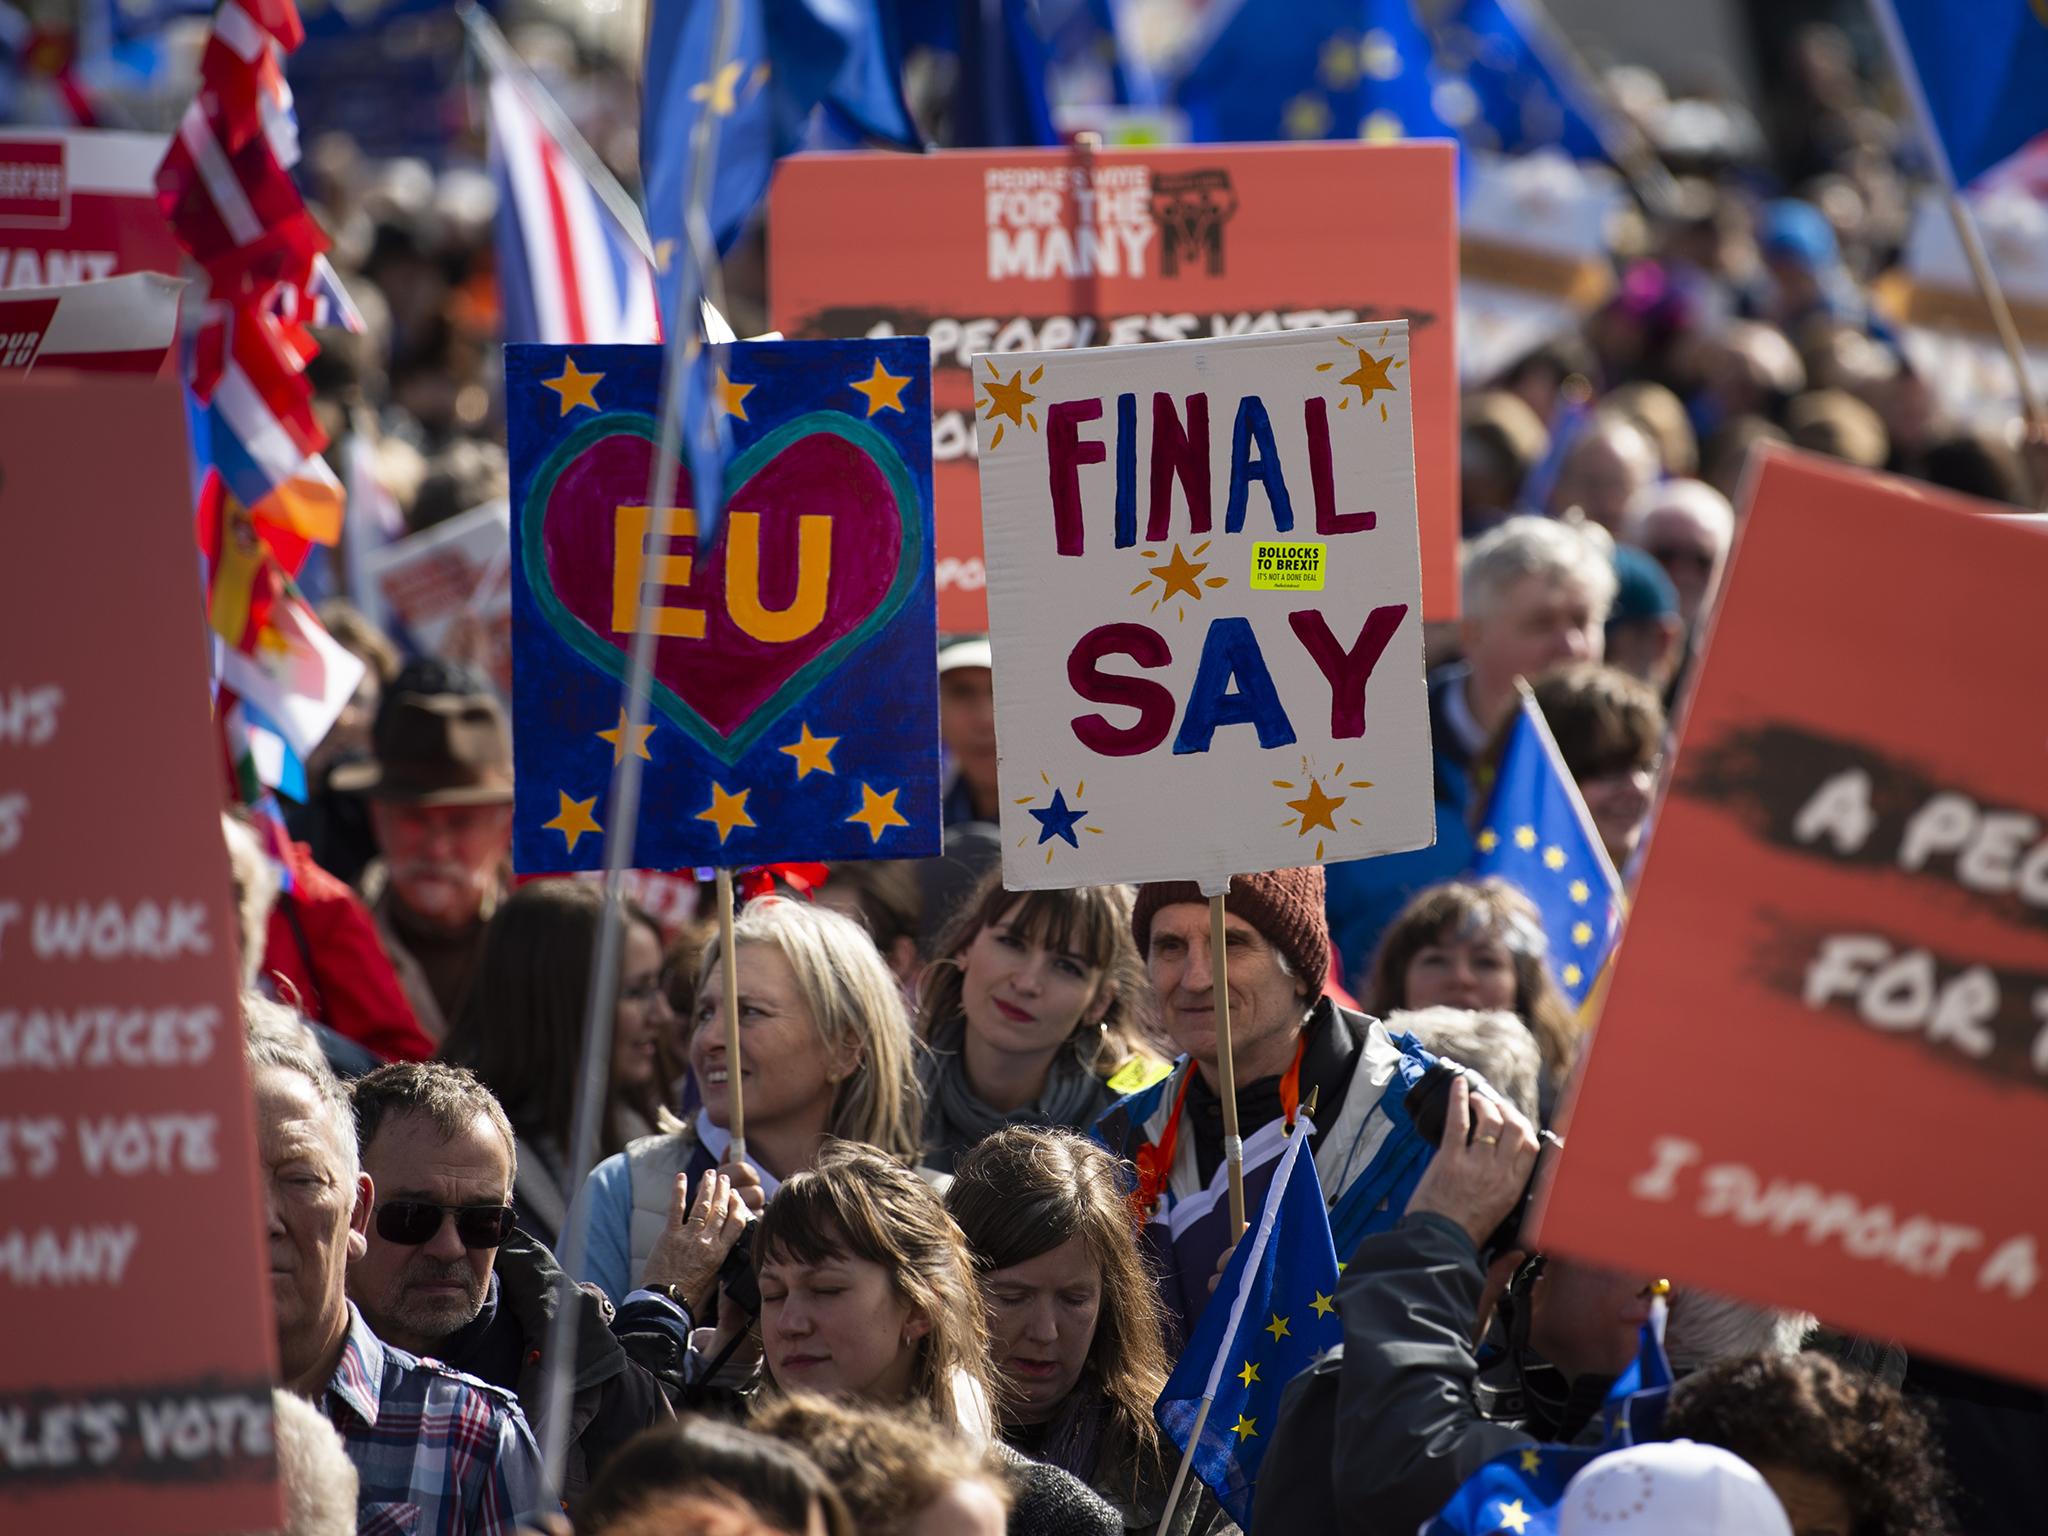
xmin=321 ymin=1303 xmax=553 ymax=1536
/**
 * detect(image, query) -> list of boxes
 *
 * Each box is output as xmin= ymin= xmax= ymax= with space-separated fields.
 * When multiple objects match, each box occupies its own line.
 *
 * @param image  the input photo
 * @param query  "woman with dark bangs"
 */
xmin=948 ymin=1128 xmax=1239 ymax=1536
xmin=1363 ymin=878 xmax=1582 ymax=1105
xmin=752 ymin=1141 xmax=1122 ymax=1534
xmin=917 ymin=871 xmax=1167 ymax=1174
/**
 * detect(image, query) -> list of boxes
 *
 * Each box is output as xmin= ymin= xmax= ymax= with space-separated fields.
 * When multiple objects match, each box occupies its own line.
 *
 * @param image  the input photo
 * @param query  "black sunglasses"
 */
xmin=374 ymin=1200 xmax=517 ymax=1250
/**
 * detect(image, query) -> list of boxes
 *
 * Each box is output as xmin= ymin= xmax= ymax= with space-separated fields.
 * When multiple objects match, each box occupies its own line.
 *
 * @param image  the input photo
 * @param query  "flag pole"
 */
xmin=1869 ymin=0 xmax=2046 ymax=441
xmin=715 ymin=867 xmax=746 ymax=1162
xmin=1208 ymin=887 xmax=1246 ymax=1240
xmin=1154 ymin=1395 xmax=1213 ymax=1536
xmin=533 ymin=0 xmax=742 ymax=1493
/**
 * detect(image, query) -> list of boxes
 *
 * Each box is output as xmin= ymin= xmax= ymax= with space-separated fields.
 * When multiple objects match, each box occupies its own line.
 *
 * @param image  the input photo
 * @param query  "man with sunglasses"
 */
xmin=348 ymin=1063 xmax=673 ymax=1503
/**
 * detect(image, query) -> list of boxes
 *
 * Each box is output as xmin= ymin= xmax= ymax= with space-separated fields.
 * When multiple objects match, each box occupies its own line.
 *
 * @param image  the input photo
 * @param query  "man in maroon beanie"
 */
xmin=1094 ymin=866 xmax=1437 ymax=1347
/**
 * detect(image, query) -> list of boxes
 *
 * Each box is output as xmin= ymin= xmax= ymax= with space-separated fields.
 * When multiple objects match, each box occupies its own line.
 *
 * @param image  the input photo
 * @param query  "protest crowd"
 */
xmin=4 ymin=0 xmax=2046 ymax=1534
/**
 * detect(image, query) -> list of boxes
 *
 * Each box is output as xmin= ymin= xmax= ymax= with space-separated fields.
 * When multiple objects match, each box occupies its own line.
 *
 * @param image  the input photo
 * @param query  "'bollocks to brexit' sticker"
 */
xmin=1250 ymin=540 xmax=1326 ymax=591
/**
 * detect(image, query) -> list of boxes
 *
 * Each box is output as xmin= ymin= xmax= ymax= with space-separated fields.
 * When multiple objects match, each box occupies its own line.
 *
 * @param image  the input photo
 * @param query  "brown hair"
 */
xmin=753 ymin=1140 xmax=994 ymax=1426
xmin=578 ymin=1418 xmax=853 ymax=1536
xmin=1364 ymin=879 xmax=1580 ymax=1087
xmin=918 ymin=870 xmax=1151 ymax=1077
xmin=946 ymin=1128 xmax=1169 ymax=1488
xmin=441 ymin=879 xmax=671 ymax=1160
xmin=349 ymin=1061 xmax=517 ymax=1178
xmin=586 ymin=1491 xmax=778 ymax=1536
xmin=750 ymin=1393 xmax=1010 ymax=1536
xmin=1477 ymin=662 xmax=1663 ymax=793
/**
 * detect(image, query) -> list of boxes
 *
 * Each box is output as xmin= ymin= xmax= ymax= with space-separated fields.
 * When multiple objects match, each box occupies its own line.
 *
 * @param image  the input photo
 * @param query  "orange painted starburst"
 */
xmin=1269 ymin=758 xmax=1378 ymax=861
xmin=1313 ymin=326 xmax=1408 ymax=422
xmin=1128 ymin=540 xmax=1230 ymax=622
xmin=978 ymin=360 xmax=1043 ymax=449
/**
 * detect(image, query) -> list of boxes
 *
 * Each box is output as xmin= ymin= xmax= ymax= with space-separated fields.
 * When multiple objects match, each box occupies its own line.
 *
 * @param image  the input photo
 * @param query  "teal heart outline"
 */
xmin=520 ymin=409 xmax=927 ymax=766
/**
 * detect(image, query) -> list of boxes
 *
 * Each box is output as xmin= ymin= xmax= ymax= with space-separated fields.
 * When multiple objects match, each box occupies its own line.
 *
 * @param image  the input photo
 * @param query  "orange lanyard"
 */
xmin=1131 ymin=1033 xmax=1307 ymax=1223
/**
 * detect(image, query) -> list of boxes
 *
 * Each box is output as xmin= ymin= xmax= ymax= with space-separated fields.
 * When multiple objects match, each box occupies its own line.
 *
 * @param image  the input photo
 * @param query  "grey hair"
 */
xmin=349 ymin=1061 xmax=518 ymax=1185
xmin=1663 ymin=1288 xmax=1816 ymax=1373
xmin=269 ymin=1388 xmax=359 ymax=1536
xmin=1461 ymin=514 xmax=1618 ymax=626
xmin=1623 ymin=477 xmax=1736 ymax=553
xmin=221 ymin=812 xmax=279 ymax=991
xmin=243 ymin=993 xmax=358 ymax=1183
xmin=1386 ymin=1006 xmax=1542 ymax=1124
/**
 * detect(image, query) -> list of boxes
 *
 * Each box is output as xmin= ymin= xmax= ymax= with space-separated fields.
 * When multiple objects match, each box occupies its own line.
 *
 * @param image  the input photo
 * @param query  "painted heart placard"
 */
xmin=507 ymin=339 xmax=940 ymax=873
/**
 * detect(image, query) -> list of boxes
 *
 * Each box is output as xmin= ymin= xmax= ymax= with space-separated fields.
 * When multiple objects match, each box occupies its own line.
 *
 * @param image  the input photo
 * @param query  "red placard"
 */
xmin=0 ymin=130 xmax=184 ymax=288
xmin=1538 ymin=447 xmax=2048 ymax=1387
xmin=769 ymin=142 xmax=1459 ymax=633
xmin=0 ymin=377 xmax=281 ymax=1531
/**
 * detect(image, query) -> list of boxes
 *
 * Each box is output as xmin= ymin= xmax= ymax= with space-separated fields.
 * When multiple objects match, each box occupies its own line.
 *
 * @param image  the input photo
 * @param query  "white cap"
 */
xmin=937 ymin=637 xmax=993 ymax=674
xmin=1557 ymin=1442 xmax=1792 ymax=1536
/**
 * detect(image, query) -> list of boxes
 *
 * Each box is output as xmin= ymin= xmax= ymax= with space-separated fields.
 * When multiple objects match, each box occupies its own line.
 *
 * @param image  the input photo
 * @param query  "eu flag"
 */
xmin=1153 ymin=1123 xmax=1342 ymax=1525
xmin=1436 ymin=0 xmax=1614 ymax=162
xmin=1424 ymin=1309 xmax=1672 ymax=1535
xmin=1174 ymin=0 xmax=1457 ymax=145
xmin=1471 ymin=689 xmax=1621 ymax=1008
xmin=1874 ymin=0 xmax=2048 ymax=187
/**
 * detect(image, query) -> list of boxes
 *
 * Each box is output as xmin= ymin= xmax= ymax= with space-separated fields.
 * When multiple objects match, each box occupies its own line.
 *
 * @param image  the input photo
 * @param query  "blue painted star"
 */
xmin=1028 ymin=787 xmax=1087 ymax=848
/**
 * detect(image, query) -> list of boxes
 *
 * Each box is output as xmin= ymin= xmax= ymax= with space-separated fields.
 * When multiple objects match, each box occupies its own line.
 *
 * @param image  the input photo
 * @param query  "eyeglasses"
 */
xmin=1646 ymin=543 xmax=1715 ymax=573
xmin=374 ymin=1200 xmax=517 ymax=1249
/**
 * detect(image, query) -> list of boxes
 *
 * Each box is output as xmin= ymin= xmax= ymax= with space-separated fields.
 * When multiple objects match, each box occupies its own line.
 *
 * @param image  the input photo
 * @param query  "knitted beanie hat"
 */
xmin=1131 ymin=867 xmax=1329 ymax=997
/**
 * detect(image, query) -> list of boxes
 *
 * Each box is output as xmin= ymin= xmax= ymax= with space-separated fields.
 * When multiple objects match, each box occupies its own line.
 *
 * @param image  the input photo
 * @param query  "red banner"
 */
xmin=1539 ymin=447 xmax=2048 ymax=1388
xmin=0 ymin=376 xmax=281 ymax=1531
xmin=0 ymin=130 xmax=183 ymax=289
xmin=770 ymin=142 xmax=1459 ymax=633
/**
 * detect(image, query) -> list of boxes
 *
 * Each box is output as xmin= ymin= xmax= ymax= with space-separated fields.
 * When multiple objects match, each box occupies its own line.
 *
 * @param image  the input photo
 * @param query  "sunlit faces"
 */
xmin=690 ymin=944 xmax=852 ymax=1137
xmin=758 ymin=1246 xmax=927 ymax=1404
xmin=611 ymin=920 xmax=670 ymax=1094
xmin=959 ymin=904 xmax=1110 ymax=1062
xmin=254 ymin=1066 xmax=369 ymax=1379
xmin=979 ymin=1235 xmax=1102 ymax=1426
xmin=1463 ymin=575 xmax=1605 ymax=708
xmin=369 ymin=800 xmax=511 ymax=929
xmin=349 ymin=1110 xmax=513 ymax=1356
xmin=1402 ymin=932 xmax=1519 ymax=1014
xmin=1145 ymin=904 xmax=1311 ymax=1084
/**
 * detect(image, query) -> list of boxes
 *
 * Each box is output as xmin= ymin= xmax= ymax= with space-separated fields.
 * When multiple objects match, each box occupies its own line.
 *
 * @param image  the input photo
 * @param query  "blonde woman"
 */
xmin=568 ymin=896 xmax=924 ymax=1306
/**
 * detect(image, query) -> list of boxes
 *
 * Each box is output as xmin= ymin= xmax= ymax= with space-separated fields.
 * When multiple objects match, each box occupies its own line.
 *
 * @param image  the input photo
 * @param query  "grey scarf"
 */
xmin=921 ymin=1015 xmax=1110 ymax=1172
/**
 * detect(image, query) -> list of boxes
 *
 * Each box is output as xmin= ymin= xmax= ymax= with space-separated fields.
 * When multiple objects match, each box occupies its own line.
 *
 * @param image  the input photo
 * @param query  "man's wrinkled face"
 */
xmin=369 ymin=801 xmax=510 ymax=929
xmin=348 ymin=1110 xmax=512 ymax=1356
xmin=255 ymin=1067 xmax=369 ymax=1373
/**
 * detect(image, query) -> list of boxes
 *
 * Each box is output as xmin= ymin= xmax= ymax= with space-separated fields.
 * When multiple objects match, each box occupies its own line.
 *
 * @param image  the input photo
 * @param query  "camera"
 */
xmin=1403 ymin=1059 xmax=1561 ymax=1257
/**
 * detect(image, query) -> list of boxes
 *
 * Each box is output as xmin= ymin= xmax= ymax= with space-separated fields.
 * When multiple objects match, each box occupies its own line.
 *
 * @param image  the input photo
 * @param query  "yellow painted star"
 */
xmin=690 ymin=60 xmax=744 ymax=116
xmin=1236 ymin=1360 xmax=1261 ymax=1389
xmin=1149 ymin=543 xmax=1210 ymax=602
xmin=1476 ymin=827 xmax=1500 ymax=853
xmin=980 ymin=366 xmax=1038 ymax=429
xmin=596 ymin=709 xmax=655 ymax=764
xmin=1337 ymin=348 xmax=1396 ymax=404
xmin=847 ymin=782 xmax=909 ymax=843
xmin=1568 ymin=878 xmax=1590 ymax=904
xmin=1310 ymin=1290 xmax=1336 ymax=1318
xmin=1497 ymin=1497 xmax=1533 ymax=1535
xmin=542 ymin=357 xmax=603 ymax=415
xmin=696 ymin=782 xmax=755 ymax=844
xmin=1265 ymin=1313 xmax=1290 ymax=1342
xmin=1572 ymin=921 xmax=1594 ymax=946
xmin=543 ymin=791 xmax=602 ymax=854
xmin=1518 ymin=1448 xmax=1543 ymax=1475
xmin=1286 ymin=779 xmax=1348 ymax=836
xmin=716 ymin=367 xmax=753 ymax=421
xmin=779 ymin=722 xmax=839 ymax=780
xmin=1513 ymin=825 xmax=1538 ymax=850
xmin=849 ymin=358 xmax=912 ymax=416
xmin=1543 ymin=845 xmax=1567 ymax=870
xmin=1232 ymin=1414 xmax=1257 ymax=1442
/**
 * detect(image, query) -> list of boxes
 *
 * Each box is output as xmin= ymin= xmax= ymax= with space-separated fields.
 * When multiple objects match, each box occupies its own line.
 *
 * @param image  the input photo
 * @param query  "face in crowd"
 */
xmin=1463 ymin=574 xmax=1605 ymax=711
xmin=956 ymin=902 xmax=1113 ymax=1068
xmin=255 ymin=1065 xmax=372 ymax=1388
xmin=1402 ymin=927 xmax=1519 ymax=1015
xmin=757 ymin=1234 xmax=930 ymax=1404
xmin=938 ymin=664 xmax=997 ymax=804
xmin=1145 ymin=904 xmax=1312 ymax=1084
xmin=348 ymin=1109 xmax=515 ymax=1356
xmin=691 ymin=944 xmax=856 ymax=1149
xmin=612 ymin=916 xmax=672 ymax=1099
xmin=977 ymin=1233 xmax=1101 ymax=1424
xmin=369 ymin=800 xmax=512 ymax=930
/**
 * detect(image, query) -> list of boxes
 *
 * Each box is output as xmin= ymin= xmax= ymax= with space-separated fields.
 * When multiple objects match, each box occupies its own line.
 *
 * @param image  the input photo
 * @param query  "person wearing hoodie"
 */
xmin=345 ymin=1063 xmax=673 ymax=1506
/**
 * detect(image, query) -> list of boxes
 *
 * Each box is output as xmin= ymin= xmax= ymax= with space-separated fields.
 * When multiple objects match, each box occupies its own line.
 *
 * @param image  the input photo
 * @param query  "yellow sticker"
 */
xmin=1250 ymin=540 xmax=1326 ymax=591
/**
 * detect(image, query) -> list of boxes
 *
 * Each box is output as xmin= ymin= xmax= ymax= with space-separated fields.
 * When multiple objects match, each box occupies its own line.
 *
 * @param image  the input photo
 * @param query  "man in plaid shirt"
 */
xmin=247 ymin=999 xmax=552 ymax=1533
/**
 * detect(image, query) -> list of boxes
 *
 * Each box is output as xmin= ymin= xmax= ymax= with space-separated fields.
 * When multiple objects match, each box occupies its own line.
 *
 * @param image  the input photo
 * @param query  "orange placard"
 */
xmin=769 ymin=142 xmax=1459 ymax=633
xmin=1538 ymin=447 xmax=2048 ymax=1387
xmin=0 ymin=377 xmax=281 ymax=1531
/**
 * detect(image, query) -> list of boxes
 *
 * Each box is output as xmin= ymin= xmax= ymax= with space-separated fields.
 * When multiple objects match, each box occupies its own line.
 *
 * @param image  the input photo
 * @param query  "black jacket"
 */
xmin=1253 ymin=1214 xmax=1606 ymax=1534
xmin=435 ymin=1228 xmax=672 ymax=1505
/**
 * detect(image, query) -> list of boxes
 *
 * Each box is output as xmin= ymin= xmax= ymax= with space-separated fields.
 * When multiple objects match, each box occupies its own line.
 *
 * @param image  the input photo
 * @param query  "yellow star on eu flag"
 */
xmin=847 ymin=783 xmax=909 ymax=843
xmin=1265 ymin=1313 xmax=1290 ymax=1342
xmin=543 ymin=791 xmax=602 ymax=853
xmin=696 ymin=782 xmax=755 ymax=844
xmin=779 ymin=722 xmax=839 ymax=780
xmin=596 ymin=709 xmax=655 ymax=764
xmin=1232 ymin=1414 xmax=1257 ymax=1441
xmin=1497 ymin=1497 xmax=1533 ymax=1535
xmin=1563 ymin=963 xmax=1584 ymax=987
xmin=542 ymin=358 xmax=602 ymax=415
xmin=1572 ymin=920 xmax=1593 ymax=946
xmin=1513 ymin=825 xmax=1538 ymax=850
xmin=1310 ymin=1290 xmax=1336 ymax=1319
xmin=849 ymin=358 xmax=912 ymax=416
xmin=1542 ymin=845 xmax=1567 ymax=870
xmin=1518 ymin=1447 xmax=1543 ymax=1474
xmin=1476 ymin=827 xmax=1500 ymax=853
xmin=1569 ymin=879 xmax=1590 ymax=904
xmin=690 ymin=60 xmax=744 ymax=116
xmin=1237 ymin=1360 xmax=1260 ymax=1388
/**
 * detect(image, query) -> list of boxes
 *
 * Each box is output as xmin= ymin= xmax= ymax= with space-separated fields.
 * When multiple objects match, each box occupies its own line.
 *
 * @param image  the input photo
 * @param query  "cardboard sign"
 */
xmin=0 ymin=377 xmax=280 ymax=1531
xmin=0 ymin=130 xmax=183 ymax=288
xmin=360 ymin=499 xmax=515 ymax=698
xmin=507 ymin=340 xmax=942 ymax=873
xmin=977 ymin=322 xmax=1434 ymax=893
xmin=1539 ymin=448 xmax=2048 ymax=1388
xmin=770 ymin=142 xmax=1459 ymax=633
